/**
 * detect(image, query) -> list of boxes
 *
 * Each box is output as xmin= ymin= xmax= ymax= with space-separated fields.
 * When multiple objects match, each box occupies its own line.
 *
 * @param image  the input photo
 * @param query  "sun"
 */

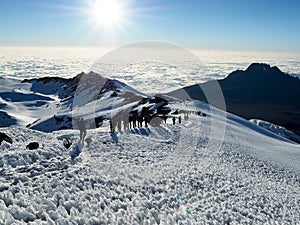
xmin=90 ymin=0 xmax=125 ymax=27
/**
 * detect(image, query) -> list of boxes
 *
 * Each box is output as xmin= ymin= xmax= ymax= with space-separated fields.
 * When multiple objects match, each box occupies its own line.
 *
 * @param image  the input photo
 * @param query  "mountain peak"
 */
xmin=226 ymin=63 xmax=288 ymax=81
xmin=246 ymin=63 xmax=282 ymax=74
xmin=169 ymin=63 xmax=300 ymax=136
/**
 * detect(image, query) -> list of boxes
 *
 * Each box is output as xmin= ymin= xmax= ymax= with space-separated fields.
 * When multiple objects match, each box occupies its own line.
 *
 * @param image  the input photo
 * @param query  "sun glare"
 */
xmin=90 ymin=0 xmax=125 ymax=27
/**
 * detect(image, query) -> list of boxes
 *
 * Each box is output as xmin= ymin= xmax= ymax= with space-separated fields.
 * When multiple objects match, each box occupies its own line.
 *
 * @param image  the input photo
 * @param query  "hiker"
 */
xmin=137 ymin=115 xmax=143 ymax=128
xmin=184 ymin=112 xmax=189 ymax=121
xmin=132 ymin=113 xmax=137 ymax=129
xmin=163 ymin=115 xmax=167 ymax=123
xmin=117 ymin=117 xmax=122 ymax=132
xmin=178 ymin=116 xmax=182 ymax=124
xmin=129 ymin=114 xmax=133 ymax=129
xmin=77 ymin=117 xmax=86 ymax=141
xmin=123 ymin=114 xmax=129 ymax=131
xmin=145 ymin=115 xmax=150 ymax=127
xmin=172 ymin=117 xmax=176 ymax=125
xmin=109 ymin=120 xmax=114 ymax=132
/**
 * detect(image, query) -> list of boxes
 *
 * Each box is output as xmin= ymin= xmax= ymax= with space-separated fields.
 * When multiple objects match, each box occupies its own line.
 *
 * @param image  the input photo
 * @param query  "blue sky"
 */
xmin=0 ymin=0 xmax=300 ymax=52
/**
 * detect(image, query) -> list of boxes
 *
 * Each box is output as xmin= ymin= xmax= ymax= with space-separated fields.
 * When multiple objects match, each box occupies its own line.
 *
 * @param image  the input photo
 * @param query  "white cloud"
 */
xmin=1 ymin=47 xmax=299 ymax=94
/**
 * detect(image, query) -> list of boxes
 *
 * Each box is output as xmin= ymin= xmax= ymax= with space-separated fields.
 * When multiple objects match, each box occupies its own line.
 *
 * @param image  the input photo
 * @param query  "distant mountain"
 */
xmin=168 ymin=63 xmax=300 ymax=136
xmin=22 ymin=74 xmax=81 ymax=99
xmin=21 ymin=72 xmax=148 ymax=132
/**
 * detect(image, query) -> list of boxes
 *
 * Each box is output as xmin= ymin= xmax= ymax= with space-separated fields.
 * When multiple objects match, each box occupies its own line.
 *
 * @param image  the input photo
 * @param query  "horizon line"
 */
xmin=1 ymin=45 xmax=300 ymax=54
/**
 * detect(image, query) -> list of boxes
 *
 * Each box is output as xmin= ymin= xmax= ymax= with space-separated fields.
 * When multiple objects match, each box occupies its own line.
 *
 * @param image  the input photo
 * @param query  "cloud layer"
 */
xmin=1 ymin=47 xmax=299 ymax=94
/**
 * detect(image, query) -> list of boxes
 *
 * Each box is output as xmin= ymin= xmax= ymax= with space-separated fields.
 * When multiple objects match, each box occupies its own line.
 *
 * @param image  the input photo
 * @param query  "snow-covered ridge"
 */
xmin=250 ymin=119 xmax=300 ymax=144
xmin=0 ymin=72 xmax=148 ymax=131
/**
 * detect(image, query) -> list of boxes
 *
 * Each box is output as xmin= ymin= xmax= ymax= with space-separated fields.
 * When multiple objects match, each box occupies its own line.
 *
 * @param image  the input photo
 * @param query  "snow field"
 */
xmin=0 ymin=103 xmax=300 ymax=224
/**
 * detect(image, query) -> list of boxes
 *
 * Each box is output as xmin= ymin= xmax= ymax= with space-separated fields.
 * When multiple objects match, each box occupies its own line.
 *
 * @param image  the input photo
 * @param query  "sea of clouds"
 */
xmin=1 ymin=46 xmax=300 ymax=94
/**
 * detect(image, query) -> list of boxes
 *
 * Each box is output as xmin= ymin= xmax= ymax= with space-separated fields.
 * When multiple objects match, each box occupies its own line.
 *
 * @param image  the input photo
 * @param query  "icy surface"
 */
xmin=250 ymin=119 xmax=300 ymax=143
xmin=0 ymin=77 xmax=61 ymax=127
xmin=0 ymin=101 xmax=299 ymax=224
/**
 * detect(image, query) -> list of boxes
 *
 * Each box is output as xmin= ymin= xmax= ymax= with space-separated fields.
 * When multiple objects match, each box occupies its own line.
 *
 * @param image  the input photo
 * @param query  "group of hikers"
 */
xmin=109 ymin=112 xmax=183 ymax=133
xmin=109 ymin=111 xmax=150 ymax=133
xmin=75 ymin=109 xmax=199 ymax=140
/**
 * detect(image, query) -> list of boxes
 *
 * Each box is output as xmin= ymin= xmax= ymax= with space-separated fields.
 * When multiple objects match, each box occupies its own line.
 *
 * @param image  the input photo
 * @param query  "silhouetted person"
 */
xmin=129 ymin=114 xmax=133 ymax=129
xmin=132 ymin=113 xmax=137 ymax=129
xmin=145 ymin=116 xmax=150 ymax=127
xmin=109 ymin=120 xmax=114 ymax=132
xmin=123 ymin=115 xmax=129 ymax=131
xmin=138 ymin=115 xmax=143 ymax=128
xmin=77 ymin=117 xmax=86 ymax=141
xmin=163 ymin=115 xmax=167 ymax=123
xmin=178 ymin=116 xmax=182 ymax=124
xmin=184 ymin=112 xmax=189 ymax=121
xmin=112 ymin=117 xmax=117 ymax=132
xmin=172 ymin=117 xmax=176 ymax=125
xmin=117 ymin=117 xmax=122 ymax=132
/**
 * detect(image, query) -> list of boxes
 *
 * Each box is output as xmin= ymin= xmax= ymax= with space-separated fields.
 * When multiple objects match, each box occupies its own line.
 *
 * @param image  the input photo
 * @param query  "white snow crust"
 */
xmin=0 ymin=100 xmax=299 ymax=224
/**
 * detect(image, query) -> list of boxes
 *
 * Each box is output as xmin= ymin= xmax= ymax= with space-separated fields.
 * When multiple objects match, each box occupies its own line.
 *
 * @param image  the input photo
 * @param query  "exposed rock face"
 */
xmin=0 ymin=132 xmax=13 ymax=145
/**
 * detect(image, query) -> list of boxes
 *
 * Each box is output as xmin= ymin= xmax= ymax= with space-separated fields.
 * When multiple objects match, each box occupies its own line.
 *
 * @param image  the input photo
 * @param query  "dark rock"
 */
xmin=110 ymin=92 xmax=118 ymax=97
xmin=58 ymin=126 xmax=69 ymax=130
xmin=26 ymin=142 xmax=39 ymax=150
xmin=0 ymin=132 xmax=13 ymax=145
xmin=63 ymin=139 xmax=72 ymax=149
xmin=156 ymin=106 xmax=171 ymax=115
xmin=54 ymin=115 xmax=64 ymax=123
xmin=95 ymin=116 xmax=104 ymax=128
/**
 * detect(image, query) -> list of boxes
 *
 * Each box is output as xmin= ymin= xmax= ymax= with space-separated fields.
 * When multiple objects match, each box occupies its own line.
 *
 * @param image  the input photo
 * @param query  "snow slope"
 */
xmin=250 ymin=119 xmax=300 ymax=144
xmin=0 ymin=100 xmax=299 ymax=224
xmin=0 ymin=73 xmax=146 ymax=131
xmin=0 ymin=77 xmax=62 ymax=127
